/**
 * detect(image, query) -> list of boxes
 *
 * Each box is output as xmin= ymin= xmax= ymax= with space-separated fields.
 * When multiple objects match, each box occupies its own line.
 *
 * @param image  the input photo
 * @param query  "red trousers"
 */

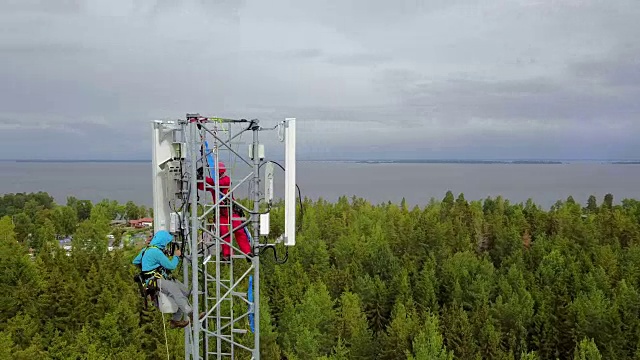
xmin=219 ymin=214 xmax=251 ymax=257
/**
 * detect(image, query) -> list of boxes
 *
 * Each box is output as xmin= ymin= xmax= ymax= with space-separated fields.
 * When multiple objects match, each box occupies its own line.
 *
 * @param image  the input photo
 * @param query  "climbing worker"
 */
xmin=132 ymin=230 xmax=203 ymax=328
xmin=197 ymin=161 xmax=252 ymax=261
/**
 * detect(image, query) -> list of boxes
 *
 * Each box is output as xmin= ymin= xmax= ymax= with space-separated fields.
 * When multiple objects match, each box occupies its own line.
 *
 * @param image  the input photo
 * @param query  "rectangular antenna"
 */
xmin=284 ymin=118 xmax=296 ymax=246
xmin=260 ymin=213 xmax=270 ymax=235
xmin=152 ymin=121 xmax=170 ymax=233
xmin=261 ymin=162 xmax=274 ymax=238
xmin=153 ymin=122 xmax=174 ymax=167
xmin=152 ymin=120 xmax=182 ymax=234
xmin=265 ymin=162 xmax=274 ymax=204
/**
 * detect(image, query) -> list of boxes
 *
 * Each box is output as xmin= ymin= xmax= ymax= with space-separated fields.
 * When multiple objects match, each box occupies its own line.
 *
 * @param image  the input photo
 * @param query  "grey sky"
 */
xmin=1 ymin=0 xmax=638 ymax=160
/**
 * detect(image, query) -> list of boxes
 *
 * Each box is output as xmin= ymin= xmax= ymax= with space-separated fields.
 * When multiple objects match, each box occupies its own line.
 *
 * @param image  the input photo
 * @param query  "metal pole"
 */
xmin=200 ymin=124 xmax=210 ymax=360
xmin=228 ymin=125 xmax=235 ymax=360
xmin=189 ymin=121 xmax=200 ymax=358
xmin=214 ymin=134 xmax=222 ymax=359
xmin=252 ymin=123 xmax=261 ymax=360
xmin=182 ymin=121 xmax=191 ymax=360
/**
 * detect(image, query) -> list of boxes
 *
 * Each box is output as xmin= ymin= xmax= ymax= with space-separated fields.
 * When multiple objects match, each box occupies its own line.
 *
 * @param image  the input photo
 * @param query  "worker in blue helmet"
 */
xmin=132 ymin=230 xmax=204 ymax=328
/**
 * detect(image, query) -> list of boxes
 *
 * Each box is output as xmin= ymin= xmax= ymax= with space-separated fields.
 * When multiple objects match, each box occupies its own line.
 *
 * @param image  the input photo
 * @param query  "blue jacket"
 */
xmin=132 ymin=230 xmax=180 ymax=273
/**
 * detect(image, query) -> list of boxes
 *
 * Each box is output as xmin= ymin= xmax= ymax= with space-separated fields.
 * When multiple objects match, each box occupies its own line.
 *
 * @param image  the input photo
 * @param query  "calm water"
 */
xmin=0 ymin=161 xmax=638 ymax=209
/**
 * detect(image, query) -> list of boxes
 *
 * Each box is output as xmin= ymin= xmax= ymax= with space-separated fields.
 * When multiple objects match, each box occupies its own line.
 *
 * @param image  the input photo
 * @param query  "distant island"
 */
xmin=355 ymin=159 xmax=564 ymax=164
xmin=12 ymin=159 xmax=151 ymax=163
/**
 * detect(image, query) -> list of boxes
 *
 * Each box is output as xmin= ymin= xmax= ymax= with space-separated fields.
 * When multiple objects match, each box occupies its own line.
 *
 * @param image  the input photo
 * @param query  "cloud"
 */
xmin=0 ymin=0 xmax=639 ymax=160
xmin=393 ymin=69 xmax=640 ymax=124
xmin=569 ymin=50 xmax=640 ymax=89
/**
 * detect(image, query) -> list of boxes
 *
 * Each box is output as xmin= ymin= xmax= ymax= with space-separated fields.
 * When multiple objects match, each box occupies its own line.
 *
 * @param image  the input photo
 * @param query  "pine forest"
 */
xmin=1 ymin=190 xmax=640 ymax=359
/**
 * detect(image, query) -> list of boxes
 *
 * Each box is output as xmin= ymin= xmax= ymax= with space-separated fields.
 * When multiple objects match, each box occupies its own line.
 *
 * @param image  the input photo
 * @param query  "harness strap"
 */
xmin=135 ymin=244 xmax=175 ymax=310
xmin=138 ymin=245 xmax=172 ymax=285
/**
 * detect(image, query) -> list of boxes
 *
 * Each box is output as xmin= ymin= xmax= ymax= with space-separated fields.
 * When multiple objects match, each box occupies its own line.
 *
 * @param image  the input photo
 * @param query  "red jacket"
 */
xmin=197 ymin=175 xmax=234 ymax=216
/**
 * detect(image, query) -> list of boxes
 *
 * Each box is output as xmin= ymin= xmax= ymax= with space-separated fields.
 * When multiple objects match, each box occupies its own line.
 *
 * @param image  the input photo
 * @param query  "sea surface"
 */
xmin=0 ymin=161 xmax=638 ymax=210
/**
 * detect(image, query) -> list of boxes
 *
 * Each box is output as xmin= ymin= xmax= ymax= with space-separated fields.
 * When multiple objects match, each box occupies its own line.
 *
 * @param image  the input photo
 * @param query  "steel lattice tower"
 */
xmin=151 ymin=114 xmax=296 ymax=360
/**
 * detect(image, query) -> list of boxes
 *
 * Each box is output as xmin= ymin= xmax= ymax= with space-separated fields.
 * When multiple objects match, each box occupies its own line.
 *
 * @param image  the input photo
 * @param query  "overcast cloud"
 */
xmin=0 ymin=0 xmax=638 ymax=160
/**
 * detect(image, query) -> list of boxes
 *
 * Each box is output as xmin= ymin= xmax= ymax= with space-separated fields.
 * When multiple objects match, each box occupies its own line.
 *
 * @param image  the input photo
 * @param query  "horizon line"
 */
xmin=1 ymin=158 xmax=639 ymax=163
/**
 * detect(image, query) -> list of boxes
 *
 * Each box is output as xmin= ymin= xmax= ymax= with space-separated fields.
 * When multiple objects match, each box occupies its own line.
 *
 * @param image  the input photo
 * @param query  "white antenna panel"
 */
xmin=260 ymin=213 xmax=270 ymax=235
xmin=152 ymin=121 xmax=179 ymax=234
xmin=265 ymin=162 xmax=274 ymax=204
xmin=284 ymin=118 xmax=296 ymax=246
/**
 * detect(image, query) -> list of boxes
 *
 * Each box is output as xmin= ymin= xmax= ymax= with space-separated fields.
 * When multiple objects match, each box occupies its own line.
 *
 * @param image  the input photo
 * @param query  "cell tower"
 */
xmin=151 ymin=114 xmax=297 ymax=359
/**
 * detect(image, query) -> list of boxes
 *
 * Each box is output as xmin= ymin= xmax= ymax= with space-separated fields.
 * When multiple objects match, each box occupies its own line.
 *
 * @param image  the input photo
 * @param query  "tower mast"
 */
xmin=151 ymin=114 xmax=297 ymax=359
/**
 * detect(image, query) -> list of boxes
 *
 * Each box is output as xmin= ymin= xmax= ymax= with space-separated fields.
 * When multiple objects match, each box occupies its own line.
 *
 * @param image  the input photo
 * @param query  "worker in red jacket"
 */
xmin=197 ymin=162 xmax=252 ymax=260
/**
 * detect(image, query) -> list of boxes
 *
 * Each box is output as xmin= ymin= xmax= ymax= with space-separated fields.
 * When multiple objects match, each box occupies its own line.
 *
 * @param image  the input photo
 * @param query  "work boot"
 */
xmin=169 ymin=320 xmax=189 ymax=329
xmin=187 ymin=312 xmax=206 ymax=324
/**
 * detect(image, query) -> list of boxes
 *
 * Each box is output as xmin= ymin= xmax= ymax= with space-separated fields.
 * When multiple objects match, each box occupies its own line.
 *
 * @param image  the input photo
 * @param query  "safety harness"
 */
xmin=133 ymin=245 xmax=173 ymax=310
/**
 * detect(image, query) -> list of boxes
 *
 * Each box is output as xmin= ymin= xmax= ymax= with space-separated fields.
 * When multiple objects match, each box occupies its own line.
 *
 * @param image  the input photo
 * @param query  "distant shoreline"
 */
xmin=355 ymin=159 xmax=565 ymax=164
xmin=357 ymin=160 xmax=640 ymax=164
xmin=11 ymin=159 xmax=151 ymax=163
xmin=3 ymin=159 xmax=639 ymax=165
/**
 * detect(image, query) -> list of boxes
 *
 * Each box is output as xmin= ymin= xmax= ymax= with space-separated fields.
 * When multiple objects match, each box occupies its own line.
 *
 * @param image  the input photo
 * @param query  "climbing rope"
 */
xmin=161 ymin=312 xmax=170 ymax=360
